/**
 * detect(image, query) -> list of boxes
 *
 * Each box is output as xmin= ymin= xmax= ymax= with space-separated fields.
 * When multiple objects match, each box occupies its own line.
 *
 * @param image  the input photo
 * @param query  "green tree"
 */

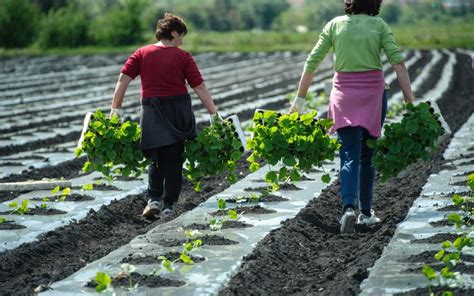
xmin=380 ymin=3 xmax=402 ymax=23
xmin=0 ymin=0 xmax=40 ymax=48
xmin=91 ymin=0 xmax=149 ymax=46
xmin=38 ymin=1 xmax=91 ymax=48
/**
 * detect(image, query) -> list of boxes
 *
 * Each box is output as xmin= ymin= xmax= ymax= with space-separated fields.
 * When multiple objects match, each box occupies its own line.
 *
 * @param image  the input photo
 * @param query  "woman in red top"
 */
xmin=109 ymin=13 xmax=221 ymax=219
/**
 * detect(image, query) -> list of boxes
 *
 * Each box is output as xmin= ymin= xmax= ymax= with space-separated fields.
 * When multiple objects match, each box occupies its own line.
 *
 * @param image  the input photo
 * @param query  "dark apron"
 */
xmin=139 ymin=94 xmax=196 ymax=150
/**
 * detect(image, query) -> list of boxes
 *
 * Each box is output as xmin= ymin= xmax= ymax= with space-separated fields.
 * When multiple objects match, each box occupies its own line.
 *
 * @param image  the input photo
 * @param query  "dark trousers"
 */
xmin=143 ymin=141 xmax=184 ymax=205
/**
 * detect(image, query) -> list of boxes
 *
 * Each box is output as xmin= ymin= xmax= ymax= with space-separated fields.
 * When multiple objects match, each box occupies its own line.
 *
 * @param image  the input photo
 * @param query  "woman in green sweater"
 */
xmin=290 ymin=0 xmax=415 ymax=234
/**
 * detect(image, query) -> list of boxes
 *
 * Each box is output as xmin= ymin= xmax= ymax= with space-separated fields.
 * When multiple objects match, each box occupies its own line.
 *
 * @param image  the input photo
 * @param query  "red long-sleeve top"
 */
xmin=120 ymin=44 xmax=204 ymax=98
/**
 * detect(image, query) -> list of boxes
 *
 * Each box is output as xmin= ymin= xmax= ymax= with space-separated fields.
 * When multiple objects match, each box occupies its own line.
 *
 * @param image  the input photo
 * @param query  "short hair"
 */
xmin=344 ymin=0 xmax=383 ymax=16
xmin=155 ymin=13 xmax=188 ymax=41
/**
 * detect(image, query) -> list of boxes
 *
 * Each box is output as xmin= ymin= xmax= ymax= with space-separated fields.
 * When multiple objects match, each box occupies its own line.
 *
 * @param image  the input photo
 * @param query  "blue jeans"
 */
xmin=337 ymin=90 xmax=388 ymax=210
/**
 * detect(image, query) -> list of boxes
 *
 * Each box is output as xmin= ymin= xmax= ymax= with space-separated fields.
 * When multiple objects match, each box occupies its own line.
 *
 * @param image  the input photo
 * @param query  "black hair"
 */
xmin=344 ymin=0 xmax=383 ymax=16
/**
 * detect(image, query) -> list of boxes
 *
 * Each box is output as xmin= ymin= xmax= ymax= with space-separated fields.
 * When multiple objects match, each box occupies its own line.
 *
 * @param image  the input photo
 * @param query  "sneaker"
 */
xmin=161 ymin=202 xmax=174 ymax=218
xmin=357 ymin=210 xmax=381 ymax=225
xmin=142 ymin=200 xmax=161 ymax=219
xmin=340 ymin=208 xmax=356 ymax=234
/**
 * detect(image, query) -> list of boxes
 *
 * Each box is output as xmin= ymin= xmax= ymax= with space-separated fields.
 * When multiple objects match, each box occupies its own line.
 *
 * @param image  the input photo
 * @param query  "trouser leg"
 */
xmin=337 ymin=127 xmax=363 ymax=210
xmin=156 ymin=141 xmax=184 ymax=205
xmin=359 ymin=129 xmax=376 ymax=211
xmin=146 ymin=150 xmax=165 ymax=202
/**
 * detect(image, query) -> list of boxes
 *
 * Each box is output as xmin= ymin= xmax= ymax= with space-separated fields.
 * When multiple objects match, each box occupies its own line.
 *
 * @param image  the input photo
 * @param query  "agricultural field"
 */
xmin=0 ymin=49 xmax=473 ymax=295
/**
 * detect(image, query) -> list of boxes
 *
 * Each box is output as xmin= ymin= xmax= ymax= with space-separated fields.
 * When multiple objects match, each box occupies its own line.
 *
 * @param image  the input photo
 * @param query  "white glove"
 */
xmin=289 ymin=96 xmax=305 ymax=114
xmin=209 ymin=112 xmax=223 ymax=125
xmin=109 ymin=108 xmax=123 ymax=122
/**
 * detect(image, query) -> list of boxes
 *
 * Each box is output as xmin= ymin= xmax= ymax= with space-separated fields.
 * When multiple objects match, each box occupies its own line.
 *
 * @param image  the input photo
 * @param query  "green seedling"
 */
xmin=94 ymin=271 xmax=112 ymax=293
xmin=51 ymin=186 xmax=71 ymax=202
xmin=159 ymin=237 xmax=203 ymax=273
xmin=0 ymin=216 xmax=6 ymax=224
xmin=247 ymin=110 xmax=339 ymax=190
xmin=8 ymin=199 xmax=30 ymax=215
xmin=82 ymin=183 xmax=94 ymax=191
xmin=118 ymin=263 xmax=137 ymax=290
xmin=184 ymin=120 xmax=244 ymax=192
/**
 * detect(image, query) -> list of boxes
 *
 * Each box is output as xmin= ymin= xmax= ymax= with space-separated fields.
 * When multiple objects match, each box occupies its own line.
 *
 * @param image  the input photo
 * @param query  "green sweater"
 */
xmin=304 ymin=14 xmax=404 ymax=73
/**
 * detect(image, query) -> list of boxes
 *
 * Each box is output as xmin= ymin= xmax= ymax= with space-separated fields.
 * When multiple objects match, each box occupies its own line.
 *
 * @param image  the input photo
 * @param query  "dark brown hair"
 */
xmin=344 ymin=0 xmax=383 ymax=16
xmin=155 ymin=13 xmax=188 ymax=41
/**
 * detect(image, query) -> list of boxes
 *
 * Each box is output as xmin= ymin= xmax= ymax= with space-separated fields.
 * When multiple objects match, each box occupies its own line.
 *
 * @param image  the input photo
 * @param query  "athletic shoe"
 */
xmin=142 ymin=200 xmax=161 ymax=219
xmin=339 ymin=208 xmax=356 ymax=234
xmin=161 ymin=202 xmax=174 ymax=218
xmin=357 ymin=209 xmax=381 ymax=225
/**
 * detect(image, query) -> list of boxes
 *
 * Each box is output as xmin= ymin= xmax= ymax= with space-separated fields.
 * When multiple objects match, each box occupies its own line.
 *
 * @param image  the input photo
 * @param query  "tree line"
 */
xmin=1 ymin=0 xmax=472 ymax=49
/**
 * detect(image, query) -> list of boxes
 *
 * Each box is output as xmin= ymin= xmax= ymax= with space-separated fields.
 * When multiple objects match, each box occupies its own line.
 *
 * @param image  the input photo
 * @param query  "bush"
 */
xmin=0 ymin=0 xmax=40 ymax=48
xmin=90 ymin=0 xmax=148 ymax=46
xmin=38 ymin=2 xmax=91 ymax=48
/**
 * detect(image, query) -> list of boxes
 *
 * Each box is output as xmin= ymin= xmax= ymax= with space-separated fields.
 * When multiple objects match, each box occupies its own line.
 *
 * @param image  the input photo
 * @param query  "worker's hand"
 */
xmin=289 ymin=96 xmax=305 ymax=114
xmin=209 ymin=112 xmax=223 ymax=125
xmin=109 ymin=108 xmax=123 ymax=122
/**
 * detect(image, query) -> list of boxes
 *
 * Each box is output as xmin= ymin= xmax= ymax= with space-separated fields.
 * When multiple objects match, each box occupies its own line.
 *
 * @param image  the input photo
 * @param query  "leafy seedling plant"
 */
xmin=8 ymin=199 xmax=30 ymax=215
xmin=209 ymin=198 xmax=240 ymax=231
xmin=184 ymin=120 xmax=244 ymax=192
xmin=247 ymin=110 xmax=339 ymax=190
xmin=159 ymin=229 xmax=203 ymax=272
xmin=368 ymin=102 xmax=445 ymax=182
xmin=75 ymin=110 xmax=149 ymax=179
xmin=422 ymin=174 xmax=474 ymax=295
xmin=50 ymin=185 xmax=71 ymax=202
xmin=92 ymin=263 xmax=137 ymax=293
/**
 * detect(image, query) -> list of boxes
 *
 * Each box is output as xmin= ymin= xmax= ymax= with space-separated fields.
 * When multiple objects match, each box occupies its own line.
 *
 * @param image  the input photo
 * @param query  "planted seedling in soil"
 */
xmin=50 ymin=185 xmax=71 ymax=202
xmin=75 ymin=110 xmax=150 ymax=178
xmin=368 ymin=102 xmax=445 ymax=182
xmin=422 ymin=174 xmax=474 ymax=294
xmin=184 ymin=120 xmax=244 ymax=192
xmin=209 ymin=198 xmax=240 ymax=231
xmin=159 ymin=229 xmax=203 ymax=272
xmin=247 ymin=110 xmax=339 ymax=190
xmin=8 ymin=199 xmax=30 ymax=215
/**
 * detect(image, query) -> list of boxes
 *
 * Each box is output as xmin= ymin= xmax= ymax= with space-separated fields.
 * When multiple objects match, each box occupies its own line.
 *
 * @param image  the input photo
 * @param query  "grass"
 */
xmin=0 ymin=23 xmax=473 ymax=57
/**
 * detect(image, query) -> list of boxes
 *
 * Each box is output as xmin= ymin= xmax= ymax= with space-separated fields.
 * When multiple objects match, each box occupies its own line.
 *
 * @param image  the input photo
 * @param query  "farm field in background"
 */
xmin=0 ymin=49 xmax=473 ymax=295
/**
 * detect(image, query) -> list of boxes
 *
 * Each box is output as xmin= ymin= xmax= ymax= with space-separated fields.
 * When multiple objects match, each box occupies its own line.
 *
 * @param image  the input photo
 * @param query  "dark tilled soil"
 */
xmin=396 ymin=287 xmax=474 ymax=296
xmin=184 ymin=220 xmax=253 ymax=230
xmin=0 ymin=207 xmax=67 ymax=216
xmin=0 ymin=190 xmax=29 ymax=203
xmin=403 ymin=262 xmax=474 ymax=274
xmin=0 ymin=157 xmax=87 ymax=183
xmin=0 ymin=221 xmax=26 ymax=230
xmin=411 ymin=233 xmax=460 ymax=244
xmin=0 ymin=156 xmax=252 ymax=296
xmin=436 ymin=203 xmax=474 ymax=211
xmin=244 ymin=183 xmax=303 ymax=192
xmin=430 ymin=219 xmax=453 ymax=227
xmin=120 ymin=251 xmax=206 ymax=265
xmin=85 ymin=272 xmax=186 ymax=289
xmin=210 ymin=205 xmax=277 ymax=216
xmin=219 ymin=54 xmax=474 ymax=296
xmin=405 ymin=251 xmax=474 ymax=264
xmin=30 ymin=193 xmax=95 ymax=202
xmin=159 ymin=235 xmax=240 ymax=247
xmin=225 ymin=194 xmax=288 ymax=203
xmin=71 ymin=183 xmax=121 ymax=191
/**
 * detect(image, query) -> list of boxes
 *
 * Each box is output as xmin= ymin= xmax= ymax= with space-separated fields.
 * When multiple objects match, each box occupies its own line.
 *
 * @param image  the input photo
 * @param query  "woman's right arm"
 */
xmin=393 ymin=62 xmax=415 ymax=103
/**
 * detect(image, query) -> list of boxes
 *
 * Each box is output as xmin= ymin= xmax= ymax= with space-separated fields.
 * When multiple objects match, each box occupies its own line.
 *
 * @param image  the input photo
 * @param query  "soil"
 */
xmin=85 ymin=272 xmax=186 ymax=289
xmin=184 ymin=220 xmax=253 ymax=230
xmin=30 ymin=193 xmax=95 ymax=202
xmin=0 ymin=155 xmax=253 ymax=296
xmin=0 ymin=161 xmax=23 ymax=167
xmin=225 ymin=194 xmax=288 ymax=203
xmin=0 ymin=190 xmax=29 ymax=203
xmin=219 ymin=53 xmax=474 ymax=296
xmin=93 ymin=175 xmax=141 ymax=182
xmin=403 ymin=262 xmax=474 ymax=274
xmin=0 ymin=221 xmax=27 ymax=230
xmin=120 ymin=251 xmax=206 ymax=265
xmin=436 ymin=203 xmax=474 ymax=211
xmin=396 ymin=287 xmax=474 ymax=296
xmin=450 ymin=180 xmax=472 ymax=187
xmin=0 ymin=157 xmax=87 ymax=183
xmin=159 ymin=235 xmax=240 ymax=247
xmin=244 ymin=183 xmax=303 ymax=192
xmin=210 ymin=205 xmax=277 ymax=216
xmin=405 ymin=251 xmax=474 ymax=264
xmin=411 ymin=233 xmax=460 ymax=244
xmin=71 ymin=183 xmax=121 ymax=191
xmin=0 ymin=207 xmax=67 ymax=216
xmin=456 ymin=158 xmax=474 ymax=167
xmin=430 ymin=219 xmax=453 ymax=227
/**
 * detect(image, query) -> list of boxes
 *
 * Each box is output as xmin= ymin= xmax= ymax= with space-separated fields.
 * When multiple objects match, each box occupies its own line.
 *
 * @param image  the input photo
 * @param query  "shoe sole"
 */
xmin=340 ymin=215 xmax=356 ymax=234
xmin=142 ymin=208 xmax=161 ymax=220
